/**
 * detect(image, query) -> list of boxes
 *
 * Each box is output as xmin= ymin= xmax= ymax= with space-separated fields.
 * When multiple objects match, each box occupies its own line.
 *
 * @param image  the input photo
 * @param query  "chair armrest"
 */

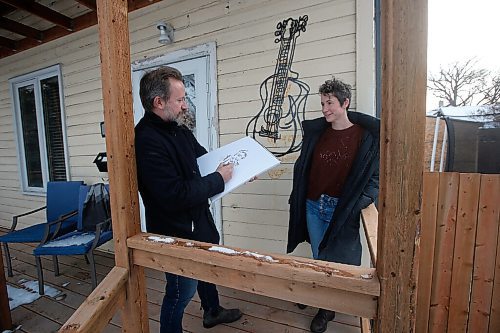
xmin=39 ymin=210 xmax=79 ymax=245
xmin=11 ymin=206 xmax=47 ymax=232
xmin=91 ymin=218 xmax=112 ymax=250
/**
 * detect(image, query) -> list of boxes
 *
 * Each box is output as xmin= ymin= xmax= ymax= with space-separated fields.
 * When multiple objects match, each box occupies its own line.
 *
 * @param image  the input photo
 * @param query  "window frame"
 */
xmin=10 ymin=64 xmax=70 ymax=194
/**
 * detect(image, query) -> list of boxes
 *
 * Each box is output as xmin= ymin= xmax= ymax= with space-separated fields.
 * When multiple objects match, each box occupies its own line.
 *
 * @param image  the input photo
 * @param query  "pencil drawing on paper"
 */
xmin=221 ymin=150 xmax=248 ymax=166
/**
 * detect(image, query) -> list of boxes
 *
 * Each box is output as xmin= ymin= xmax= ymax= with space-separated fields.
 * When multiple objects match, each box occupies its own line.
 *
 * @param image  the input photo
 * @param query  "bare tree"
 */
xmin=482 ymin=73 xmax=500 ymax=105
xmin=428 ymin=58 xmax=498 ymax=106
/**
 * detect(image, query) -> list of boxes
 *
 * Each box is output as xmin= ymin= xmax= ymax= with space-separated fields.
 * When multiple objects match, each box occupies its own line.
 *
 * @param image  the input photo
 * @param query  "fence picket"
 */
xmin=468 ymin=175 xmax=500 ymax=332
xmin=447 ymin=173 xmax=480 ymax=333
xmin=416 ymin=172 xmax=440 ymax=333
xmin=428 ymin=172 xmax=459 ymax=333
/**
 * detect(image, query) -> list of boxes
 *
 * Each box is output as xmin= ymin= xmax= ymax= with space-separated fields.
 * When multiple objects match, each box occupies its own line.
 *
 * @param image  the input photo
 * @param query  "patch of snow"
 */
xmin=2 ymin=324 xmax=22 ymax=332
xmin=185 ymin=242 xmax=194 ymax=247
xmin=147 ymin=235 xmax=175 ymax=244
xmin=242 ymin=251 xmax=278 ymax=263
xmin=7 ymin=280 xmax=61 ymax=310
xmin=62 ymin=282 xmax=70 ymax=287
xmin=360 ymin=273 xmax=373 ymax=279
xmin=208 ymin=246 xmax=240 ymax=255
xmin=41 ymin=233 xmax=95 ymax=247
xmin=427 ymin=105 xmax=497 ymax=122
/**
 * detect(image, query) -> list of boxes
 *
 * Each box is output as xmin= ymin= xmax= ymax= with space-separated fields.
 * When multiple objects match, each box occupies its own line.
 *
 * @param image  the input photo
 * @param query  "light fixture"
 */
xmin=100 ymin=121 xmax=105 ymax=138
xmin=157 ymin=21 xmax=174 ymax=45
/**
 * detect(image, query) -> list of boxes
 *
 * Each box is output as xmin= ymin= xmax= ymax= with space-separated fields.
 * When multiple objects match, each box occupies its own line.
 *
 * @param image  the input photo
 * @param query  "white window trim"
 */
xmin=9 ymin=64 xmax=70 ymax=195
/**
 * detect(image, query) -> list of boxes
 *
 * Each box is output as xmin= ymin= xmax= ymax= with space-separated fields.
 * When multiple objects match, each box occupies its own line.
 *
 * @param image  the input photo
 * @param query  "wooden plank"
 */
xmin=447 ymin=173 xmax=480 ymax=332
xmin=469 ymin=174 xmax=500 ymax=332
xmin=490 ymin=197 xmax=500 ymax=333
xmin=60 ymin=266 xmax=128 ymax=333
xmin=415 ymin=172 xmax=440 ymax=333
xmin=128 ymin=234 xmax=379 ymax=318
xmin=95 ymin=0 xmax=148 ymax=332
xmin=428 ymin=172 xmax=459 ymax=333
xmin=0 ymin=246 xmax=12 ymax=330
xmin=377 ymin=0 xmax=428 ymax=331
xmin=10 ymin=306 xmax=61 ymax=333
xmin=361 ymin=203 xmax=378 ymax=265
xmin=360 ymin=318 xmax=371 ymax=333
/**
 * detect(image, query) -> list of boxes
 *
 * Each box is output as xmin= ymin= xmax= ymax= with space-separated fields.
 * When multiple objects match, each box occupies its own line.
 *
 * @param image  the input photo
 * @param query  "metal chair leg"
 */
xmin=52 ymin=255 xmax=60 ymax=276
xmin=88 ymin=252 xmax=97 ymax=290
xmin=35 ymin=256 xmax=45 ymax=296
xmin=2 ymin=243 xmax=13 ymax=277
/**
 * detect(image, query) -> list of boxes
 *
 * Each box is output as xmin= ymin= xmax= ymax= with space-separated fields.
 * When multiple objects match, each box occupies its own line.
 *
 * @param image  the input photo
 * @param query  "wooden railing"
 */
xmin=60 ymin=204 xmax=380 ymax=332
xmin=416 ymin=172 xmax=500 ymax=333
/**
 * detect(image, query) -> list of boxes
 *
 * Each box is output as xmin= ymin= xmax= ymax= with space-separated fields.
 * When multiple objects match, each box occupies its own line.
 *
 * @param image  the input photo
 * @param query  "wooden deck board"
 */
xmin=2 ymin=235 xmax=361 ymax=332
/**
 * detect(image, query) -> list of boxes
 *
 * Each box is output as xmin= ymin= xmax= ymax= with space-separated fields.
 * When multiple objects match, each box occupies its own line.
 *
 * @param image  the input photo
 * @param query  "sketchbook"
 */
xmin=197 ymin=136 xmax=281 ymax=202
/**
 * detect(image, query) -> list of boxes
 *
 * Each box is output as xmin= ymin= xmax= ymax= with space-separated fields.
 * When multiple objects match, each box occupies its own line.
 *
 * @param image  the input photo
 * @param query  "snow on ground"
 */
xmin=7 ymin=279 xmax=61 ymax=310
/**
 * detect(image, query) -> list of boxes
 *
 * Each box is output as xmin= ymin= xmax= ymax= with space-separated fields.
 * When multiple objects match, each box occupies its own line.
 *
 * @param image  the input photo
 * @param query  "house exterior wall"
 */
xmin=0 ymin=0 xmax=374 ymax=257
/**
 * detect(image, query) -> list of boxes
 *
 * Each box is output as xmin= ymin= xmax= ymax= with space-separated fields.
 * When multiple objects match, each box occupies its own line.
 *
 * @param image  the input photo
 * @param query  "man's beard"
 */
xmin=176 ymin=109 xmax=195 ymax=130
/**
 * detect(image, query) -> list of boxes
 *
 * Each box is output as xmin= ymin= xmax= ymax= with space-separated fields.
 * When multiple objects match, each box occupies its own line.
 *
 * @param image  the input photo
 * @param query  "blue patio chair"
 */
xmin=0 ymin=181 xmax=84 ymax=277
xmin=34 ymin=184 xmax=113 ymax=295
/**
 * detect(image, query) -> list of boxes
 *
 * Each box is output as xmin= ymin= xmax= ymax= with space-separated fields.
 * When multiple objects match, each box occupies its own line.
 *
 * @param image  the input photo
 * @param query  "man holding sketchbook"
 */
xmin=135 ymin=66 xmax=242 ymax=333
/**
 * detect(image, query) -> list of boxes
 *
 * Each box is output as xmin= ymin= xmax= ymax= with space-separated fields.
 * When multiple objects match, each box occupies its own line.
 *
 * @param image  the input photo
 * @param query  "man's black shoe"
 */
xmin=310 ymin=309 xmax=335 ymax=333
xmin=203 ymin=306 xmax=242 ymax=328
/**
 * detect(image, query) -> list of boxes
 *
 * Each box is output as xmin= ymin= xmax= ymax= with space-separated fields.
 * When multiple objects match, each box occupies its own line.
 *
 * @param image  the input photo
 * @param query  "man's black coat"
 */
xmin=135 ymin=111 xmax=223 ymax=243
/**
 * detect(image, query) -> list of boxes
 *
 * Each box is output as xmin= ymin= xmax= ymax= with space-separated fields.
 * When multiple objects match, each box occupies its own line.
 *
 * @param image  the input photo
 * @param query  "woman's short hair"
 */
xmin=319 ymin=77 xmax=352 ymax=110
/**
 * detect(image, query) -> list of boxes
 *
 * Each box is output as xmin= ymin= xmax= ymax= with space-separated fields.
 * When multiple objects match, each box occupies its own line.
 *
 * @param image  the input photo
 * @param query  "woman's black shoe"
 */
xmin=310 ymin=309 xmax=335 ymax=333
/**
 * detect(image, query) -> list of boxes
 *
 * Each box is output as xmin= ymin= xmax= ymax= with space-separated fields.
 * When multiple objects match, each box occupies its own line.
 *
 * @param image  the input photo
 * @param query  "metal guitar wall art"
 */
xmin=246 ymin=15 xmax=310 ymax=157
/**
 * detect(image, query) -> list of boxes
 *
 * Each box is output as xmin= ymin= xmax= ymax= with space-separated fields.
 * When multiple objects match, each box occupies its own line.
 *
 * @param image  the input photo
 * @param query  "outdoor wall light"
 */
xmin=157 ymin=21 xmax=174 ymax=44
xmin=100 ymin=121 xmax=105 ymax=138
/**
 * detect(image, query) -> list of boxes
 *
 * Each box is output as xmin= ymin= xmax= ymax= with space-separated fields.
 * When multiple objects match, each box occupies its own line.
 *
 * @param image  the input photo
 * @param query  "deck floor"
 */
xmin=3 ymin=239 xmax=361 ymax=332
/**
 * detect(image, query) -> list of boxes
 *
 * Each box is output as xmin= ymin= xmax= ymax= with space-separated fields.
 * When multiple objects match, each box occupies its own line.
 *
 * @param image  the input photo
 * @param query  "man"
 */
xmin=135 ymin=66 xmax=242 ymax=333
xmin=287 ymin=77 xmax=379 ymax=332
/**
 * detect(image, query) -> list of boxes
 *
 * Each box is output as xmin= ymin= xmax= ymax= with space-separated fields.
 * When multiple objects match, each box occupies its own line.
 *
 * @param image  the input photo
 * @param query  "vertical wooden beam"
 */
xmin=95 ymin=1 xmax=148 ymax=332
xmin=377 ymin=0 xmax=427 ymax=332
xmin=0 ymin=247 xmax=12 ymax=331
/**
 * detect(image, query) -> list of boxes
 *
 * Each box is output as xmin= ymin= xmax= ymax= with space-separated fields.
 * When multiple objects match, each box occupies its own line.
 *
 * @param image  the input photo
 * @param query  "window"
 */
xmin=10 ymin=65 xmax=69 ymax=193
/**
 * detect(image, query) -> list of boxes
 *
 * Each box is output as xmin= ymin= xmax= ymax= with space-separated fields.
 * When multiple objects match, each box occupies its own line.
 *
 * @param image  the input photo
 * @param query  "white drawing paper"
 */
xmin=197 ymin=136 xmax=281 ymax=201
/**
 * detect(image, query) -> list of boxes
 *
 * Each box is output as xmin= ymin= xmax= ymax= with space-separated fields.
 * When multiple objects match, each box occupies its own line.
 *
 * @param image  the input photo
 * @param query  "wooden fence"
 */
xmin=416 ymin=172 xmax=500 ymax=332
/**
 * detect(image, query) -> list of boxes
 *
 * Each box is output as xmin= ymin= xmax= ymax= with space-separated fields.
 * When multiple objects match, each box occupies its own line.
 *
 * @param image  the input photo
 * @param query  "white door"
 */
xmin=131 ymin=47 xmax=221 ymax=236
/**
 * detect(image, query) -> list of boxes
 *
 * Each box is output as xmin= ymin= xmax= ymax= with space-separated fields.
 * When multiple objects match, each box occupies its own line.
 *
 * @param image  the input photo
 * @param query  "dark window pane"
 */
xmin=41 ymin=76 xmax=67 ymax=181
xmin=18 ymin=85 xmax=43 ymax=187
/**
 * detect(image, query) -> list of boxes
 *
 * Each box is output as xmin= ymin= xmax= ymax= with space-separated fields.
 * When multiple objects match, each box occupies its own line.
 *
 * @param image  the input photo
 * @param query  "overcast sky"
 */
xmin=426 ymin=0 xmax=499 ymax=110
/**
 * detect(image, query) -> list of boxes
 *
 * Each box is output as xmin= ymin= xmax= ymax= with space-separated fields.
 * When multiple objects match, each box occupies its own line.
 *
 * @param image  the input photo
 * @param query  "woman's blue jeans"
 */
xmin=306 ymin=194 xmax=339 ymax=259
xmin=160 ymin=273 xmax=220 ymax=333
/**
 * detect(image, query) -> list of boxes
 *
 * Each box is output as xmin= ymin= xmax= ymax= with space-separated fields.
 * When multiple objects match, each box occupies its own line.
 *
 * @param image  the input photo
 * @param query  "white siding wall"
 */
xmin=0 ymin=0 xmax=371 ymax=257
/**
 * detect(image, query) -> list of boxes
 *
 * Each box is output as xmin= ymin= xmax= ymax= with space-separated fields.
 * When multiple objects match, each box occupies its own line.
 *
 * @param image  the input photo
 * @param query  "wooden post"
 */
xmin=377 ymin=0 xmax=427 ymax=332
xmin=96 ymin=1 xmax=148 ymax=332
xmin=0 ymin=247 xmax=12 ymax=331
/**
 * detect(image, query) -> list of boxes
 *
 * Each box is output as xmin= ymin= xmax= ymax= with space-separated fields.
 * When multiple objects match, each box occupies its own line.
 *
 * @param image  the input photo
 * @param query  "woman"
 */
xmin=287 ymin=77 xmax=380 ymax=333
